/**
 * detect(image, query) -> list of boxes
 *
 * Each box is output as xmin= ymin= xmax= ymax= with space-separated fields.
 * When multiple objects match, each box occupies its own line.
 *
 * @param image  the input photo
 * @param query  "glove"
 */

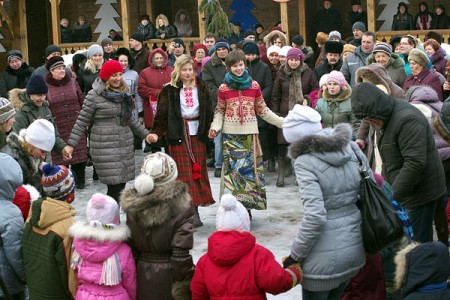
xmin=356 ymin=139 xmax=365 ymax=150
xmin=282 ymin=255 xmax=298 ymax=269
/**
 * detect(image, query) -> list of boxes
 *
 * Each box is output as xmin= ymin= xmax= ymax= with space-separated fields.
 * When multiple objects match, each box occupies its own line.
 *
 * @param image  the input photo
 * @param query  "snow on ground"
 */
xmin=72 ymin=150 xmax=304 ymax=299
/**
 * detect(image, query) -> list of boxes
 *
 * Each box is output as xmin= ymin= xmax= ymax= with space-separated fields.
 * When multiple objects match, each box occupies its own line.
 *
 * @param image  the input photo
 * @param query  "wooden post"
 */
xmin=367 ymin=0 xmax=376 ymax=33
xmin=298 ymin=0 xmax=306 ymax=42
xmin=146 ymin=0 xmax=153 ymax=23
xmin=11 ymin=0 xmax=28 ymax=63
xmin=280 ymin=2 xmax=289 ymax=44
xmin=121 ymin=0 xmax=129 ymax=47
xmin=49 ymin=0 xmax=61 ymax=45
xmin=197 ymin=0 xmax=205 ymax=42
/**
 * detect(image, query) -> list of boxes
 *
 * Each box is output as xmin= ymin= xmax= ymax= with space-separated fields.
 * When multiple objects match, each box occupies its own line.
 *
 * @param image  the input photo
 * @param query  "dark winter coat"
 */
xmin=405 ymin=85 xmax=450 ymax=161
xmin=202 ymin=53 xmax=227 ymax=110
xmin=0 ymin=63 xmax=34 ymax=98
xmin=76 ymin=60 xmax=99 ymax=95
xmin=392 ymin=13 xmax=414 ymax=30
xmin=67 ymin=78 xmax=148 ymax=185
xmin=288 ymin=123 xmax=365 ymax=291
xmin=130 ymin=47 xmax=150 ymax=74
xmin=348 ymin=11 xmax=367 ymax=29
xmin=23 ymin=198 xmax=76 ymax=300
xmin=120 ymin=180 xmax=194 ymax=300
xmin=138 ymin=48 xmax=173 ymax=128
xmin=351 ymin=82 xmax=447 ymax=208
xmin=313 ymin=7 xmax=342 ymax=34
xmin=366 ymin=53 xmax=407 ymax=88
xmin=60 ymin=25 xmax=73 ymax=43
xmin=414 ymin=11 xmax=432 ymax=30
xmin=45 ymin=72 xmax=87 ymax=165
xmin=155 ymin=15 xmax=177 ymax=39
xmin=191 ymin=230 xmax=299 ymax=299
xmin=246 ymin=57 xmax=273 ymax=127
xmin=395 ymin=242 xmax=450 ymax=300
xmin=137 ymin=23 xmax=155 ymax=40
xmin=313 ymin=59 xmax=343 ymax=83
xmin=10 ymin=88 xmax=67 ymax=154
xmin=431 ymin=12 xmax=450 ymax=29
xmin=73 ymin=23 xmax=92 ymax=42
xmin=152 ymin=79 xmax=212 ymax=144
xmin=429 ymin=47 xmax=448 ymax=77
xmin=0 ymin=154 xmax=26 ymax=298
xmin=403 ymin=68 xmax=444 ymax=101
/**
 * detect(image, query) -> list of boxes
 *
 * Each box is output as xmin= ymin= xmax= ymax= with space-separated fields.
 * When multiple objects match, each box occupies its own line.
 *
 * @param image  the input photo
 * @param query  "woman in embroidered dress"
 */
xmin=208 ymin=50 xmax=284 ymax=217
xmin=147 ymin=55 xmax=214 ymax=227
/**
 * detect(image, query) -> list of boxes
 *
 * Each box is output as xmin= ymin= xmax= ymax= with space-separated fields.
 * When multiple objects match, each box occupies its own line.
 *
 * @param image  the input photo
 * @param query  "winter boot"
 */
xmin=267 ymin=158 xmax=276 ymax=172
xmin=284 ymin=157 xmax=293 ymax=177
xmin=193 ymin=207 xmax=203 ymax=228
xmin=72 ymin=163 xmax=86 ymax=189
xmin=276 ymin=156 xmax=285 ymax=187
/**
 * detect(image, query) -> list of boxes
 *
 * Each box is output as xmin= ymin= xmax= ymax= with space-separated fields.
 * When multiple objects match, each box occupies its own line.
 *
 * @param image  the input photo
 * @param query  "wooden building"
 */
xmin=0 ymin=0 xmax=449 ymax=70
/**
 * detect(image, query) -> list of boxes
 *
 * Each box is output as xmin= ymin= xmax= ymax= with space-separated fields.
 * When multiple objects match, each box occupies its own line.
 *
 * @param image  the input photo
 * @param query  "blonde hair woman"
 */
xmin=148 ymin=55 xmax=214 ymax=227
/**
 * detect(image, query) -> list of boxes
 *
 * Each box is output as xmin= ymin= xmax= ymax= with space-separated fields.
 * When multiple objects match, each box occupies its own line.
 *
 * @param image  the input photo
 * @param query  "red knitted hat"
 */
xmin=192 ymin=43 xmax=208 ymax=57
xmin=99 ymin=60 xmax=123 ymax=81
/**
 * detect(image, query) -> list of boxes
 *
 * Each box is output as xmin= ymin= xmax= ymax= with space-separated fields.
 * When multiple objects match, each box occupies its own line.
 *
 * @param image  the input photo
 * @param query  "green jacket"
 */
xmin=10 ymin=88 xmax=66 ymax=154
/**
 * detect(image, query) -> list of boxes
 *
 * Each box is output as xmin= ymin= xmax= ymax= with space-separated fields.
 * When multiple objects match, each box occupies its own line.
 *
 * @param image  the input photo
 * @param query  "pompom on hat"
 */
xmin=99 ymin=60 xmax=123 ymax=81
xmin=0 ymin=97 xmax=16 ymax=124
xmin=19 ymin=119 xmax=55 ymax=152
xmin=41 ymin=164 xmax=75 ymax=203
xmin=286 ymin=47 xmax=304 ymax=61
xmin=326 ymin=70 xmax=347 ymax=90
xmin=45 ymin=56 xmax=66 ymax=71
xmin=87 ymin=44 xmax=103 ymax=59
xmin=282 ymin=104 xmax=322 ymax=144
xmin=216 ymin=194 xmax=250 ymax=232
xmin=134 ymin=152 xmax=178 ymax=196
xmin=86 ymin=193 xmax=120 ymax=225
xmin=408 ymin=48 xmax=430 ymax=67
xmin=26 ymin=74 xmax=48 ymax=95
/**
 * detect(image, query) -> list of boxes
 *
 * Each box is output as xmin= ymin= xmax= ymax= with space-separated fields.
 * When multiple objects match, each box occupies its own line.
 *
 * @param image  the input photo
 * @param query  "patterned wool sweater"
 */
xmin=210 ymin=80 xmax=283 ymax=134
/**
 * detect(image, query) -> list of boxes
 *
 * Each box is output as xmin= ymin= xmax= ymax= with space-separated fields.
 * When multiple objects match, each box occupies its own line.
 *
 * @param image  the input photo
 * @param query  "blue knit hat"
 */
xmin=26 ymin=75 xmax=48 ymax=95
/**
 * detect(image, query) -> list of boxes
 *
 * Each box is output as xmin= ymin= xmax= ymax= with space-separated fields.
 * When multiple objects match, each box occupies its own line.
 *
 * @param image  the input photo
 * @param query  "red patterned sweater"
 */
xmin=210 ymin=80 xmax=283 ymax=134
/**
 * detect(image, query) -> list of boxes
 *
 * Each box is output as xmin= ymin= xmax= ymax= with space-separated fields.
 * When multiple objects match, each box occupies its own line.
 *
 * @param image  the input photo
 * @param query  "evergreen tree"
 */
xmin=199 ymin=0 xmax=233 ymax=38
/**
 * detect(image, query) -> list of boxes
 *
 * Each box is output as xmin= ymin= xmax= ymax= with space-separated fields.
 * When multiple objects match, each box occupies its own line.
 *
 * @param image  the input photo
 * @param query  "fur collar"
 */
xmin=68 ymin=221 xmax=131 ymax=242
xmin=288 ymin=123 xmax=352 ymax=159
xmin=322 ymin=83 xmax=352 ymax=101
xmin=120 ymin=180 xmax=191 ymax=228
xmin=210 ymin=52 xmax=226 ymax=67
xmin=394 ymin=243 xmax=418 ymax=291
xmin=5 ymin=132 xmax=40 ymax=175
xmin=45 ymin=71 xmax=71 ymax=86
xmin=9 ymin=88 xmax=26 ymax=110
xmin=282 ymin=65 xmax=304 ymax=110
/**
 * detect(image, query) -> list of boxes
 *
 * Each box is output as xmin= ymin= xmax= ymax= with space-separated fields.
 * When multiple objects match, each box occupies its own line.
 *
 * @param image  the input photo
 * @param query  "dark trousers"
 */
xmin=405 ymin=199 xmax=438 ymax=243
xmin=302 ymin=281 xmax=349 ymax=300
xmin=107 ymin=183 xmax=126 ymax=203
xmin=258 ymin=126 xmax=276 ymax=161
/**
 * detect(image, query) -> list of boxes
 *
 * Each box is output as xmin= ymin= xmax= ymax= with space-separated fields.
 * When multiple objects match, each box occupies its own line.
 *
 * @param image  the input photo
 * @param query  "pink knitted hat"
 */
xmin=326 ymin=70 xmax=347 ymax=90
xmin=86 ymin=193 xmax=120 ymax=225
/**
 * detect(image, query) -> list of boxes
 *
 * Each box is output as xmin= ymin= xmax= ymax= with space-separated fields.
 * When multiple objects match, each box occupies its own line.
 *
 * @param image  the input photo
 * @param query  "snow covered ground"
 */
xmin=72 ymin=150 xmax=304 ymax=299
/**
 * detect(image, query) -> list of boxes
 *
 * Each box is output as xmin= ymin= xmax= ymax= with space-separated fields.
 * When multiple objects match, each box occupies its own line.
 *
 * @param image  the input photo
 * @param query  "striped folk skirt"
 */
xmin=169 ymin=136 xmax=215 ymax=207
xmin=221 ymin=133 xmax=267 ymax=210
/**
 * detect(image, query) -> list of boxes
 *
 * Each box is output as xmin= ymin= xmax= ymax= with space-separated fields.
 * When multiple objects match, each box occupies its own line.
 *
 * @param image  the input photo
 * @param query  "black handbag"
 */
xmin=354 ymin=152 xmax=404 ymax=254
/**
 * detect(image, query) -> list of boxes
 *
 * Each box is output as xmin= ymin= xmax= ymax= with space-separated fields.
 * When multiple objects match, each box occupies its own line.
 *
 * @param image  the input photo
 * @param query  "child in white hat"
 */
xmin=191 ymin=194 xmax=301 ymax=298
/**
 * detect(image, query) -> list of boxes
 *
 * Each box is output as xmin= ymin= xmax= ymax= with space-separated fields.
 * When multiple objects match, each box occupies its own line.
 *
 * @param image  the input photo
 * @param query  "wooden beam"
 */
xmin=10 ymin=0 xmax=29 ymax=63
xmin=298 ymin=0 xmax=306 ymax=42
xmin=0 ymin=4 xmax=14 ymax=39
xmin=49 ymin=0 xmax=61 ymax=45
xmin=146 ymin=0 xmax=153 ymax=23
xmin=367 ymin=0 xmax=376 ymax=33
xmin=280 ymin=2 xmax=289 ymax=44
xmin=121 ymin=0 xmax=129 ymax=47
xmin=197 ymin=0 xmax=205 ymax=42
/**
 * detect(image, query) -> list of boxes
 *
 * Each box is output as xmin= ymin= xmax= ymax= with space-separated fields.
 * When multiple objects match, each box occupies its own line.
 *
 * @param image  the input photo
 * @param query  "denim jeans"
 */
xmin=214 ymin=131 xmax=223 ymax=169
xmin=405 ymin=199 xmax=438 ymax=243
xmin=302 ymin=281 xmax=349 ymax=300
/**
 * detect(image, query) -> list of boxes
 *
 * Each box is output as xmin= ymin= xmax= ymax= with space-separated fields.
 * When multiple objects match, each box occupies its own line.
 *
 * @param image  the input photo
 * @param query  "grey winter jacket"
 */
xmin=340 ymin=46 xmax=369 ymax=88
xmin=288 ymin=124 xmax=366 ymax=292
xmin=68 ymin=78 xmax=148 ymax=185
xmin=0 ymin=153 xmax=26 ymax=297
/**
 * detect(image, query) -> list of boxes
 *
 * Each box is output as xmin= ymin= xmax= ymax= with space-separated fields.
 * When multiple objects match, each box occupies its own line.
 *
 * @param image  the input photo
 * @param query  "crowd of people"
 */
xmin=1 ymin=1 xmax=450 ymax=299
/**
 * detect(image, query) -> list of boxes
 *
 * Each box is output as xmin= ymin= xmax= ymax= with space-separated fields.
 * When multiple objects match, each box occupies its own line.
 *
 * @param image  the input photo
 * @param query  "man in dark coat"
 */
xmin=351 ymin=82 xmax=446 ymax=243
xmin=129 ymin=32 xmax=150 ymax=74
xmin=313 ymin=0 xmax=342 ymax=37
xmin=313 ymin=41 xmax=343 ymax=83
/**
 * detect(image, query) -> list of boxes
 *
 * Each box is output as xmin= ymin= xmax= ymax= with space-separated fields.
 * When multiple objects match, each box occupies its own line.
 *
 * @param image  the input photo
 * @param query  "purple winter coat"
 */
xmin=430 ymin=47 xmax=448 ymax=77
xmin=45 ymin=72 xmax=87 ymax=165
xmin=403 ymin=67 xmax=444 ymax=101
xmin=405 ymin=85 xmax=450 ymax=161
xmin=69 ymin=222 xmax=136 ymax=300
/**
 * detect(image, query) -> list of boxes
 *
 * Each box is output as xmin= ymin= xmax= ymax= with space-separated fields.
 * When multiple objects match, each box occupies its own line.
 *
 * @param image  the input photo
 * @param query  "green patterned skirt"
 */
xmin=221 ymin=133 xmax=267 ymax=210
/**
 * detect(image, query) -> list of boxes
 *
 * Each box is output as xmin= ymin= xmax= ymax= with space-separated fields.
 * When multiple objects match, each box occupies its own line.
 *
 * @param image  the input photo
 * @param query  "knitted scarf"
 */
xmin=283 ymin=64 xmax=305 ymax=110
xmin=224 ymin=69 xmax=252 ymax=90
xmin=6 ymin=63 xmax=33 ymax=89
xmin=101 ymin=90 xmax=135 ymax=126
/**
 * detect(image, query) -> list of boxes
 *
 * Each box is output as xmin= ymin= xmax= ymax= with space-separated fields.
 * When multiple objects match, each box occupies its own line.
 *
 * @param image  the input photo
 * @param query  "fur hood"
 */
xmin=394 ymin=242 xmax=450 ymax=297
xmin=355 ymin=63 xmax=405 ymax=99
xmin=263 ymin=30 xmax=286 ymax=48
xmin=120 ymin=180 xmax=191 ymax=228
xmin=155 ymin=14 xmax=170 ymax=28
xmin=4 ymin=132 xmax=40 ymax=175
xmin=174 ymin=9 xmax=191 ymax=23
xmin=322 ymin=83 xmax=352 ymax=102
xmin=9 ymin=88 xmax=27 ymax=111
xmin=148 ymin=48 xmax=169 ymax=69
xmin=367 ymin=53 xmax=405 ymax=69
xmin=69 ymin=221 xmax=130 ymax=242
xmin=288 ymin=123 xmax=352 ymax=160
xmin=434 ymin=116 xmax=450 ymax=145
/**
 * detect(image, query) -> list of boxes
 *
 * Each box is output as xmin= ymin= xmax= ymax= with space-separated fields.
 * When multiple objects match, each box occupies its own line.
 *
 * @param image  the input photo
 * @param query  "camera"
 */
xmin=174 ymin=43 xmax=180 ymax=48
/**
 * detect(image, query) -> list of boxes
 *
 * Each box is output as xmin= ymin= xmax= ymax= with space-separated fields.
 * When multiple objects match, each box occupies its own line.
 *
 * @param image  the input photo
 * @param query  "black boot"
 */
xmin=267 ymin=158 xmax=276 ymax=172
xmin=276 ymin=156 xmax=285 ymax=187
xmin=193 ymin=207 xmax=203 ymax=228
xmin=72 ymin=163 xmax=86 ymax=189
xmin=284 ymin=157 xmax=292 ymax=177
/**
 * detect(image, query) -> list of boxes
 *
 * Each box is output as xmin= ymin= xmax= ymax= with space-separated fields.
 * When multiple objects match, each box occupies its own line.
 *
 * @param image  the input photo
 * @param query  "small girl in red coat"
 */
xmin=190 ymin=194 xmax=301 ymax=299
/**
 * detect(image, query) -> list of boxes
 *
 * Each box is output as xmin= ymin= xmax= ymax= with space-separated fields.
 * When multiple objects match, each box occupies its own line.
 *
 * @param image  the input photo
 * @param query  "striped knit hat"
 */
xmin=41 ymin=164 xmax=75 ymax=203
xmin=0 ymin=97 xmax=15 ymax=124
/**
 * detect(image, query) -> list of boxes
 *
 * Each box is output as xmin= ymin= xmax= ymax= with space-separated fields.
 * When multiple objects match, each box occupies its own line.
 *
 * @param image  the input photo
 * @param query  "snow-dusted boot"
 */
xmin=193 ymin=207 xmax=203 ymax=228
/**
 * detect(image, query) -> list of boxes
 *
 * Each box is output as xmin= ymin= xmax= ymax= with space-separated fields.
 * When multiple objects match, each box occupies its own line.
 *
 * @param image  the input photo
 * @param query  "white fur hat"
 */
xmin=86 ymin=193 xmax=120 ymax=225
xmin=216 ymin=194 xmax=250 ymax=232
xmin=282 ymin=104 xmax=322 ymax=143
xmin=134 ymin=152 xmax=178 ymax=196
xmin=19 ymin=119 xmax=55 ymax=152
xmin=267 ymin=45 xmax=281 ymax=56
xmin=319 ymin=73 xmax=329 ymax=88
xmin=279 ymin=46 xmax=292 ymax=57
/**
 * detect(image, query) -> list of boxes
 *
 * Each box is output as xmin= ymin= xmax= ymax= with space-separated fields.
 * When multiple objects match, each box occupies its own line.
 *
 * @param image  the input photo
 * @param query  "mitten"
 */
xmin=282 ymin=255 xmax=298 ymax=269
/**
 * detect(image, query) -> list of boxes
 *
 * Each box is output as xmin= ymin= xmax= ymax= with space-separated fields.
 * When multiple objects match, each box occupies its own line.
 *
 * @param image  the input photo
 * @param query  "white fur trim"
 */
xmin=134 ymin=174 xmax=154 ymax=196
xmin=22 ymin=184 xmax=40 ymax=201
xmin=68 ymin=221 xmax=130 ymax=242
xmin=394 ymin=242 xmax=419 ymax=290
